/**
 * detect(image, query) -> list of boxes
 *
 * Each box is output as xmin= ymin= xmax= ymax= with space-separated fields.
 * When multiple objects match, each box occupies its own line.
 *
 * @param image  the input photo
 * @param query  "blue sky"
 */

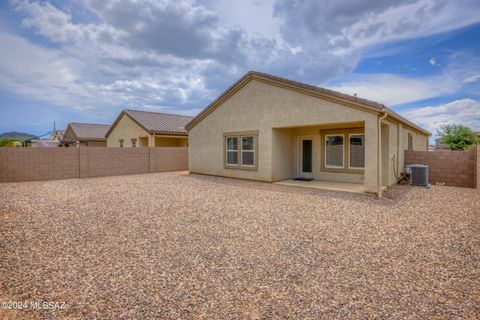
xmin=0 ymin=0 xmax=479 ymax=141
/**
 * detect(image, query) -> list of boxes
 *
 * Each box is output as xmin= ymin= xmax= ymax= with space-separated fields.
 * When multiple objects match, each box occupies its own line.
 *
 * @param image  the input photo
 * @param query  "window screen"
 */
xmin=226 ymin=137 xmax=238 ymax=165
xmin=325 ymin=135 xmax=344 ymax=168
xmin=349 ymin=135 xmax=365 ymax=168
xmin=241 ymin=136 xmax=255 ymax=166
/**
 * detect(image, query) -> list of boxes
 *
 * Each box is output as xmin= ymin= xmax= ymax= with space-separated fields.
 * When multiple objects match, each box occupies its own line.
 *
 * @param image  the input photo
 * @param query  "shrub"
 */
xmin=436 ymin=124 xmax=478 ymax=150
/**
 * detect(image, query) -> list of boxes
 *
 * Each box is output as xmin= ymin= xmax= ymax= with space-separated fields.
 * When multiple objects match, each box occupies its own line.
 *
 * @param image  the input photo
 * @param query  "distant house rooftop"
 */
xmin=66 ymin=123 xmax=111 ymax=140
xmin=106 ymin=109 xmax=194 ymax=138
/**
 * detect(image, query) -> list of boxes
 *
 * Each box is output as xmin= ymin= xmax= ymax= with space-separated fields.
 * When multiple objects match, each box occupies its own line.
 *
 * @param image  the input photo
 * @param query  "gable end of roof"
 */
xmin=106 ymin=109 xmax=194 ymax=138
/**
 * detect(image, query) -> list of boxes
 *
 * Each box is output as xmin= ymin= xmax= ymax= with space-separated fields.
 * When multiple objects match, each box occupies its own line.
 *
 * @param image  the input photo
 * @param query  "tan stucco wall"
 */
xmin=271 ymin=128 xmax=294 ymax=181
xmin=379 ymin=119 xmax=400 ymax=186
xmin=155 ymin=136 xmax=188 ymax=147
xmin=107 ymin=114 xmax=150 ymax=147
xmin=275 ymin=126 xmax=365 ymax=184
xmin=398 ymin=126 xmax=428 ymax=174
xmin=86 ymin=140 xmax=107 ymax=147
xmin=377 ymin=120 xmax=428 ymax=187
xmin=189 ymin=79 xmax=381 ymax=192
xmin=63 ymin=127 xmax=76 ymax=141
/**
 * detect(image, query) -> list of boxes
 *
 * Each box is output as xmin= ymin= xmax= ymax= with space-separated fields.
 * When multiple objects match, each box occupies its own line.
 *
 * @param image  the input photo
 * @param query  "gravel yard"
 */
xmin=1 ymin=172 xmax=479 ymax=319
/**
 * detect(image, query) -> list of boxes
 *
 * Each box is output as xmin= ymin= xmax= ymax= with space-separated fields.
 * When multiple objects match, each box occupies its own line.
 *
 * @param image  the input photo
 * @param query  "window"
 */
xmin=131 ymin=138 xmax=137 ymax=148
xmin=408 ymin=133 xmax=413 ymax=150
xmin=349 ymin=134 xmax=365 ymax=169
xmin=325 ymin=135 xmax=344 ymax=168
xmin=241 ymin=136 xmax=255 ymax=166
xmin=224 ymin=131 xmax=258 ymax=170
xmin=119 ymin=139 xmax=124 ymax=148
xmin=321 ymin=129 xmax=364 ymax=173
xmin=226 ymin=137 xmax=238 ymax=165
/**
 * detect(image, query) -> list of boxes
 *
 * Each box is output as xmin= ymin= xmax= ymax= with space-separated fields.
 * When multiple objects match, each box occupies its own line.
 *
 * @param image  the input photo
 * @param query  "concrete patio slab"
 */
xmin=274 ymin=178 xmax=365 ymax=193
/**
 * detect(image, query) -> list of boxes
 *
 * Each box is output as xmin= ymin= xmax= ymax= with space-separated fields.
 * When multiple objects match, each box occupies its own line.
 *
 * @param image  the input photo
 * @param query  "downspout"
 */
xmin=377 ymin=110 xmax=388 ymax=196
xmin=397 ymin=123 xmax=401 ymax=179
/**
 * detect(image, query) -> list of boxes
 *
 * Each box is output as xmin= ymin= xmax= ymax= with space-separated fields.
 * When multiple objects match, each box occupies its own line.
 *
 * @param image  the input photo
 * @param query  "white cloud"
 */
xmin=0 ymin=30 xmax=210 ymax=113
xmin=2 ymin=0 xmax=480 ymax=119
xmin=327 ymin=53 xmax=480 ymax=106
xmin=342 ymin=0 xmax=480 ymax=51
xmin=328 ymin=74 xmax=442 ymax=105
xmin=464 ymin=74 xmax=480 ymax=83
xmin=274 ymin=0 xmax=480 ymax=54
xmin=429 ymin=58 xmax=437 ymax=65
xmin=0 ymin=32 xmax=87 ymax=107
xmin=400 ymin=99 xmax=480 ymax=136
xmin=204 ymin=0 xmax=282 ymax=43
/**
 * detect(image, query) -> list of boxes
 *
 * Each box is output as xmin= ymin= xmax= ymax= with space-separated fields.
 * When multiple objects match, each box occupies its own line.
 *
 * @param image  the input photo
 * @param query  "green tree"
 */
xmin=436 ymin=124 xmax=478 ymax=150
xmin=0 ymin=138 xmax=21 ymax=147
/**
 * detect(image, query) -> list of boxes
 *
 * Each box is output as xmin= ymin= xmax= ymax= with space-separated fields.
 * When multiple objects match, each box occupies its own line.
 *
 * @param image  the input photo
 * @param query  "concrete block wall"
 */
xmin=477 ymin=146 xmax=480 ymax=190
xmin=0 ymin=147 xmax=188 ymax=183
xmin=87 ymin=148 xmax=150 ymax=178
xmin=0 ymin=148 xmax=79 ymax=182
xmin=405 ymin=146 xmax=477 ymax=188
xmin=150 ymin=147 xmax=189 ymax=172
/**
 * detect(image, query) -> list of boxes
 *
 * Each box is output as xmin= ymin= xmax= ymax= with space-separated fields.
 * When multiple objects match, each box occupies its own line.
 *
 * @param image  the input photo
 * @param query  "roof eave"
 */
xmin=150 ymin=131 xmax=188 ymax=136
xmin=186 ymin=71 xmax=430 ymax=136
xmin=383 ymin=108 xmax=431 ymax=136
xmin=186 ymin=72 xmax=382 ymax=131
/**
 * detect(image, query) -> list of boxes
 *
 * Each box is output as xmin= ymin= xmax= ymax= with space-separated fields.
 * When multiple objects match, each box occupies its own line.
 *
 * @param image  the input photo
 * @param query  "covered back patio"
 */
xmin=270 ymin=120 xmax=392 ymax=195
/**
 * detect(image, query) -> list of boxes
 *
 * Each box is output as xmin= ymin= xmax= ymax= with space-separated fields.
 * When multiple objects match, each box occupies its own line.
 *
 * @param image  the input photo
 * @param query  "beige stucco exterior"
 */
xmin=188 ymin=78 xmax=429 ymax=195
xmin=106 ymin=113 xmax=188 ymax=147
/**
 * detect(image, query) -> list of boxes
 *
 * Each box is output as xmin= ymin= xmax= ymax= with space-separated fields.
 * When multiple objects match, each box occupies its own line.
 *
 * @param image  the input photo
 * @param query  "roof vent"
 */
xmin=406 ymin=164 xmax=430 ymax=187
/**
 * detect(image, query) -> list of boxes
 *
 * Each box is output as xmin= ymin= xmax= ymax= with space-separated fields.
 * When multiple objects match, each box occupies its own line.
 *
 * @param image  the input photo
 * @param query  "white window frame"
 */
xmin=348 ymin=134 xmax=365 ymax=169
xmin=241 ymin=135 xmax=256 ymax=167
xmin=324 ymin=134 xmax=345 ymax=169
xmin=223 ymin=131 xmax=258 ymax=170
xmin=225 ymin=136 xmax=239 ymax=166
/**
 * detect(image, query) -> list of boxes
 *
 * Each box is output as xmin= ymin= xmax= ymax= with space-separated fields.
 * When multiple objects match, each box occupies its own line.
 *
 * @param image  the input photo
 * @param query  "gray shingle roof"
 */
xmin=124 ymin=109 xmax=193 ymax=134
xmin=69 ymin=123 xmax=110 ymax=140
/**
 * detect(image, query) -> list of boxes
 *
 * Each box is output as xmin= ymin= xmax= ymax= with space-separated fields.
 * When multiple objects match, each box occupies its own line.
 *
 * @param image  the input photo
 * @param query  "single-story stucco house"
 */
xmin=106 ymin=109 xmax=193 ymax=147
xmin=186 ymin=71 xmax=430 ymax=196
xmin=61 ymin=123 xmax=110 ymax=147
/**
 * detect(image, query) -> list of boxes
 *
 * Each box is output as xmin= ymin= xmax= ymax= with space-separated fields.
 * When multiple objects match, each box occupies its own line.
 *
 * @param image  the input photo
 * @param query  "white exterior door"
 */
xmin=298 ymin=136 xmax=314 ymax=178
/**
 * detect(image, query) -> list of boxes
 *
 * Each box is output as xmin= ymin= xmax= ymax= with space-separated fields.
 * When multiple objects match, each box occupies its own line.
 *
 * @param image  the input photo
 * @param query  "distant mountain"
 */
xmin=0 ymin=131 xmax=36 ymax=141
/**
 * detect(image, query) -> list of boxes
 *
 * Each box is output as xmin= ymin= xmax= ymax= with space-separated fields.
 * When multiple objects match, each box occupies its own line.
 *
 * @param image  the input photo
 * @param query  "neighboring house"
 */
xmin=186 ymin=71 xmax=430 ymax=196
xmin=31 ymin=140 xmax=59 ymax=147
xmin=31 ymin=129 xmax=65 ymax=148
xmin=106 ymin=109 xmax=193 ymax=147
xmin=61 ymin=123 xmax=110 ymax=147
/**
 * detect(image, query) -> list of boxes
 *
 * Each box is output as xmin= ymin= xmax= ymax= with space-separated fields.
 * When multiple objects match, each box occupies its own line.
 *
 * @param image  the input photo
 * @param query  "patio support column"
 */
xmin=364 ymin=117 xmax=380 ymax=195
xmin=148 ymin=133 xmax=155 ymax=147
xmin=397 ymin=124 xmax=403 ymax=177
